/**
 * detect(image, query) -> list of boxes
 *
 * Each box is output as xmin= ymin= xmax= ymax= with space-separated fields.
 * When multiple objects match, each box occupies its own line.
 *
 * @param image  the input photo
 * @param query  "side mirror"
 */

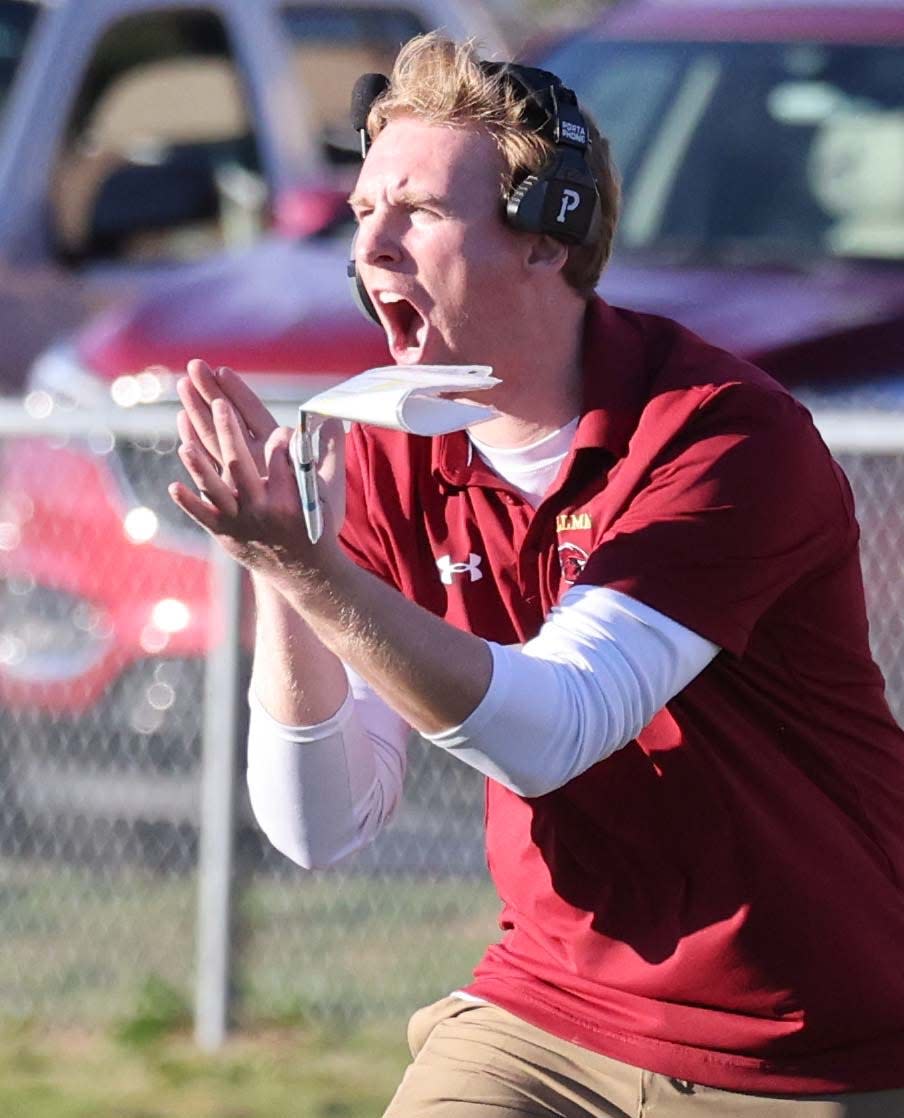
xmin=271 ymin=184 xmax=353 ymax=240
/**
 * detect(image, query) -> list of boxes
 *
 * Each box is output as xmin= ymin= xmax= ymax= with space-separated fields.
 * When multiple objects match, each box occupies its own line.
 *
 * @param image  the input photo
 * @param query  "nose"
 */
xmin=355 ymin=207 xmax=404 ymax=269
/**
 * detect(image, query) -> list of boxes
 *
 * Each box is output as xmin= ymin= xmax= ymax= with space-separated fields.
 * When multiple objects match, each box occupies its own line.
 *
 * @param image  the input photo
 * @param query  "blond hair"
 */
xmin=366 ymin=33 xmax=619 ymax=295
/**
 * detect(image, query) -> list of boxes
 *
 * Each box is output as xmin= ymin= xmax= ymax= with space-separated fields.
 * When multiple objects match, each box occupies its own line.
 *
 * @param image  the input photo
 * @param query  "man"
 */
xmin=169 ymin=33 xmax=904 ymax=1118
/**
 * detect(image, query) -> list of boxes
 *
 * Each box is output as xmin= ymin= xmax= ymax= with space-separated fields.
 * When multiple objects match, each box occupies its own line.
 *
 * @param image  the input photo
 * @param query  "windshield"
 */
xmin=0 ymin=1 xmax=39 ymax=117
xmin=541 ymin=38 xmax=904 ymax=266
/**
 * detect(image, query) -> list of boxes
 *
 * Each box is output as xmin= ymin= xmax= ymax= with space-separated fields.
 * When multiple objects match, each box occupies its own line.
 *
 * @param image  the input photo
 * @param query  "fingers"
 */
xmin=169 ymin=416 xmax=344 ymax=574
xmin=177 ymin=360 xmax=269 ymax=505
xmin=168 ymin=480 xmax=227 ymax=534
xmin=178 ymin=361 xmax=243 ymax=471
xmin=177 ymin=373 xmax=224 ymax=465
xmin=212 ymin=397 xmax=264 ymax=502
xmin=177 ymin=440 xmax=239 ymax=518
xmin=176 ymin=408 xmax=220 ymax=474
xmin=215 ymin=366 xmax=278 ymax=441
xmin=185 ymin=359 xmax=277 ymax=442
xmin=173 ymin=410 xmax=292 ymax=526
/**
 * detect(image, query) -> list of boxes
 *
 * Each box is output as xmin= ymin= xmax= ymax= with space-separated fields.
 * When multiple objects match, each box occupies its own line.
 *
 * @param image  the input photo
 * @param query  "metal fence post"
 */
xmin=194 ymin=544 xmax=244 ymax=1050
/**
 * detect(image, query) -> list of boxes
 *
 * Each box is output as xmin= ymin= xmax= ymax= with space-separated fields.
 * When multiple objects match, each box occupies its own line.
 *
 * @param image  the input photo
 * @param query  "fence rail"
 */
xmin=1 ymin=399 xmax=902 ymax=1042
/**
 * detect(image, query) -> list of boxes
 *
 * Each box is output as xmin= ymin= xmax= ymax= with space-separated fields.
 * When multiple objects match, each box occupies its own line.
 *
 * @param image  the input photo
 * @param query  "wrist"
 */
xmin=269 ymin=534 xmax=351 ymax=604
xmin=250 ymin=569 xmax=285 ymax=606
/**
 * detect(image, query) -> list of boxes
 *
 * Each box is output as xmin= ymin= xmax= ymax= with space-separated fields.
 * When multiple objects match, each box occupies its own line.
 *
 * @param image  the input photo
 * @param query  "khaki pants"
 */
xmin=382 ymin=996 xmax=904 ymax=1117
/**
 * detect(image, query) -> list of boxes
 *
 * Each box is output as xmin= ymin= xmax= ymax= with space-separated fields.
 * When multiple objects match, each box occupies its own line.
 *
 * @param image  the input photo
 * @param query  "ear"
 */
xmin=525 ymin=233 xmax=569 ymax=276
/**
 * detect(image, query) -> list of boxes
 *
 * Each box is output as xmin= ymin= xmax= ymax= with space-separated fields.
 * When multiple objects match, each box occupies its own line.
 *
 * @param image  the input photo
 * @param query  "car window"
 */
xmin=51 ymin=10 xmax=265 ymax=266
xmin=0 ymin=0 xmax=39 ymax=119
xmin=542 ymin=38 xmax=904 ymax=266
xmin=281 ymin=4 xmax=426 ymax=162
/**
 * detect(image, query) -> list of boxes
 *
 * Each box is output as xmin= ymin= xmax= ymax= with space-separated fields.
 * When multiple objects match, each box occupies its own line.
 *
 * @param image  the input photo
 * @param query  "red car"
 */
xmin=2 ymin=0 xmax=903 ymax=863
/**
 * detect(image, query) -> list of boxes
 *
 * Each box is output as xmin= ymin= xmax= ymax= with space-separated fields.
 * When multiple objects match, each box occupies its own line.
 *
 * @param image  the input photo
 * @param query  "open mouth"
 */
xmin=376 ymin=291 xmax=428 ymax=361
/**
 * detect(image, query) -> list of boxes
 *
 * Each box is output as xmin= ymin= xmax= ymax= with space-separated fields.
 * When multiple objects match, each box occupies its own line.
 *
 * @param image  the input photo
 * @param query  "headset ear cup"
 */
xmin=506 ymin=174 xmax=546 ymax=235
xmin=506 ymin=160 xmax=601 ymax=245
xmin=347 ymin=231 xmax=381 ymax=325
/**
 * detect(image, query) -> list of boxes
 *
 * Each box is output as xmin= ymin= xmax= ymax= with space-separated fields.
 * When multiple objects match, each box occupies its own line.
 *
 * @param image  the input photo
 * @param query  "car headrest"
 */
xmin=809 ymin=110 xmax=904 ymax=257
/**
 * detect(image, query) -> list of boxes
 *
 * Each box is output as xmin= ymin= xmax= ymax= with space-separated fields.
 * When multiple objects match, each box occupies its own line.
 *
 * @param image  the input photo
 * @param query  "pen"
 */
xmin=290 ymin=408 xmax=323 ymax=544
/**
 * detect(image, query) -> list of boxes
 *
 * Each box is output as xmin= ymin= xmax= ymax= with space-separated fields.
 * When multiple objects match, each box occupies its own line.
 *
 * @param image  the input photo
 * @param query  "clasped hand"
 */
xmin=168 ymin=359 xmax=345 ymax=585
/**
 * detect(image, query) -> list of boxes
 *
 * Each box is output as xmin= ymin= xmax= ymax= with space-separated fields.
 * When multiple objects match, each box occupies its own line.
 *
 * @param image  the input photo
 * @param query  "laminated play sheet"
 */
xmin=300 ymin=364 xmax=500 ymax=434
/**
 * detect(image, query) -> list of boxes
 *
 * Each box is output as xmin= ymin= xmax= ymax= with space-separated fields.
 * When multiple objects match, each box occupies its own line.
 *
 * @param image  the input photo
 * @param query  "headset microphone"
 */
xmin=350 ymin=72 xmax=389 ymax=158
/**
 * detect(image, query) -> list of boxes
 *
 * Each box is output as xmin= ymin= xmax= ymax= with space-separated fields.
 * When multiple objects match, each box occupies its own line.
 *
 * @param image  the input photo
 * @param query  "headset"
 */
xmin=346 ymin=62 xmax=602 ymax=325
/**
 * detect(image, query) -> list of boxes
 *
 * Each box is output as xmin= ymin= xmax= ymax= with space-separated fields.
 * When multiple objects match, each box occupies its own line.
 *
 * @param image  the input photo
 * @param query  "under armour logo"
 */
xmin=556 ymin=188 xmax=582 ymax=224
xmin=437 ymin=554 xmax=483 ymax=585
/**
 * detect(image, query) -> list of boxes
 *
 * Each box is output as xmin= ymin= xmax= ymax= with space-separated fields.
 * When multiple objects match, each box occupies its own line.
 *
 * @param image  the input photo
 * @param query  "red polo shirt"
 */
xmin=339 ymin=297 xmax=904 ymax=1094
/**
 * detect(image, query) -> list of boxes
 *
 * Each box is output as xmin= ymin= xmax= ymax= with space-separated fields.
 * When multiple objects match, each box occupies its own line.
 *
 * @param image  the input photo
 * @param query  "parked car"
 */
xmin=3 ymin=0 xmax=902 ymax=866
xmin=548 ymin=0 xmax=904 ymax=391
xmin=0 ymin=0 xmax=508 ymax=394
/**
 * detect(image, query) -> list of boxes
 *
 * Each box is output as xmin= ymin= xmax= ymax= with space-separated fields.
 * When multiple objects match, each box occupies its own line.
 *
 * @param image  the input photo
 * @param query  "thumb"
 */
xmin=317 ymin=418 xmax=345 ymax=476
xmin=316 ymin=418 xmax=346 ymax=528
xmin=263 ymin=426 xmax=297 ymax=511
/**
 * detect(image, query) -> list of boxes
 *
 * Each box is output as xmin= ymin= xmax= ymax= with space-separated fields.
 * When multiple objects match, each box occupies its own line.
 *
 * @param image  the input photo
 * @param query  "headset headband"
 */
xmin=477 ymin=62 xmax=590 ymax=156
xmin=350 ymin=62 xmax=590 ymax=162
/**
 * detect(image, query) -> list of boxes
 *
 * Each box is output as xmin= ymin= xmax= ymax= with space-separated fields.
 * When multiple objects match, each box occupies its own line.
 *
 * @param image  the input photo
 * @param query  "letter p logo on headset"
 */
xmin=557 ymin=188 xmax=583 ymax=226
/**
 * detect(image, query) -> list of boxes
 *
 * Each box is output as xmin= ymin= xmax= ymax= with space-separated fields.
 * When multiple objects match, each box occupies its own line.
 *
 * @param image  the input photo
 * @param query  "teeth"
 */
xmin=378 ymin=292 xmax=404 ymax=304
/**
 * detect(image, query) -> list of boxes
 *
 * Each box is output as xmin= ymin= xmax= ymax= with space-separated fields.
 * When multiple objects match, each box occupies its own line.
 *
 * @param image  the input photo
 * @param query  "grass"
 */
xmin=1 ymin=855 xmax=501 ymax=1114
xmin=235 ymin=875 xmax=502 ymax=1026
xmin=0 ymin=1019 xmax=410 ymax=1117
xmin=1 ymin=736 xmax=501 ymax=1114
xmin=1 ymin=859 xmax=500 ymax=1024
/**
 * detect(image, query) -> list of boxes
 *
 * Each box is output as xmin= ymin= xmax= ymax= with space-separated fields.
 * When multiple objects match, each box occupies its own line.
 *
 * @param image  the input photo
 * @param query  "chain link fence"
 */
xmin=0 ymin=398 xmax=902 ymax=1038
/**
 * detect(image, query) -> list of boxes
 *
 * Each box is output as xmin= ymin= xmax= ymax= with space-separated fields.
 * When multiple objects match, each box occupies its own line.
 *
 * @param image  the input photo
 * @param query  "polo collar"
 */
xmin=573 ymin=296 xmax=649 ymax=459
xmin=432 ymin=424 xmax=503 ymax=491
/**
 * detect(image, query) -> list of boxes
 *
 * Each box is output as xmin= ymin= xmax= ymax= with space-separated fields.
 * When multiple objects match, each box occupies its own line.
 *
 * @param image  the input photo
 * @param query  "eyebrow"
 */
xmin=347 ymin=189 xmax=448 ymax=211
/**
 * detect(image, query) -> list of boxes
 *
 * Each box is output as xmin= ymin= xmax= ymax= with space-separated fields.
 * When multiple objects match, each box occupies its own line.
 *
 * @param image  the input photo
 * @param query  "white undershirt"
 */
xmin=246 ymin=422 xmax=719 ymax=870
xmin=468 ymin=417 xmax=579 ymax=507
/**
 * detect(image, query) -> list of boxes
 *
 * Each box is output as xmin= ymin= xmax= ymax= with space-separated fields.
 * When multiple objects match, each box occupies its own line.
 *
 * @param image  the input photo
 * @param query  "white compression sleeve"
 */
xmin=247 ymin=587 xmax=717 ymax=864
xmin=246 ymin=667 xmax=408 ymax=869
xmin=423 ymin=586 xmax=719 ymax=798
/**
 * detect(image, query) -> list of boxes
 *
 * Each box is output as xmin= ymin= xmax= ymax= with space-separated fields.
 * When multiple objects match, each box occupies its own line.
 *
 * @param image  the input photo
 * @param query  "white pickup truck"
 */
xmin=0 ymin=0 xmax=507 ymax=392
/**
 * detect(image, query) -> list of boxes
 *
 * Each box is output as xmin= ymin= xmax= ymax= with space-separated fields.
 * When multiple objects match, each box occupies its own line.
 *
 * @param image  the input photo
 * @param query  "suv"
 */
xmin=3 ymin=0 xmax=902 ymax=863
xmin=0 ymin=0 xmax=507 ymax=393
